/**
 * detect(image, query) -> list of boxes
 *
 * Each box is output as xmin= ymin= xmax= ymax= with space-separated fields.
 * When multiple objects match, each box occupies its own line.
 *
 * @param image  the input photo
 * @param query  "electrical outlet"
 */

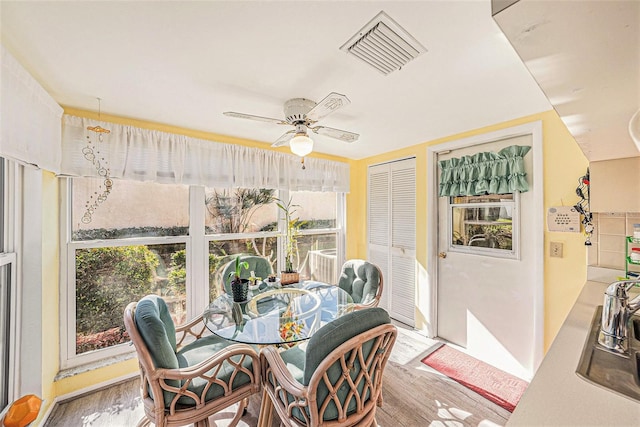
xmin=550 ymin=241 xmax=563 ymax=258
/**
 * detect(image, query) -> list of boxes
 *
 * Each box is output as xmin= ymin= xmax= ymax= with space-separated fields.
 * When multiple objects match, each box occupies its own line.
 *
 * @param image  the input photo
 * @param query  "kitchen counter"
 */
xmin=508 ymin=280 xmax=640 ymax=426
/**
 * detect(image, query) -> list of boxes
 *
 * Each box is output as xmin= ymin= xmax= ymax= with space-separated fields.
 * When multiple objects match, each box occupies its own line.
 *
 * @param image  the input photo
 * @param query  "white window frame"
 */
xmin=60 ymin=181 xmax=347 ymax=369
xmin=1 ymin=158 xmax=20 ymax=407
xmin=0 ymin=253 xmax=17 ymax=409
xmin=60 ymin=179 xmax=192 ymax=369
xmin=279 ymin=190 xmax=345 ymax=284
xmin=447 ymin=192 xmax=521 ymax=260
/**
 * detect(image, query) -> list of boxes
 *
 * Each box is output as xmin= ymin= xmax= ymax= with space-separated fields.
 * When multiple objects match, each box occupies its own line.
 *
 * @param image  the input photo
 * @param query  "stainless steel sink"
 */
xmin=576 ymin=305 xmax=640 ymax=402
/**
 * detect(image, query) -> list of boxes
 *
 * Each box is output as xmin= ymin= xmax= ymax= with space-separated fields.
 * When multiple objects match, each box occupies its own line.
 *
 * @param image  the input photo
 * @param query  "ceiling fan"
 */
xmin=223 ymin=92 xmax=359 ymax=161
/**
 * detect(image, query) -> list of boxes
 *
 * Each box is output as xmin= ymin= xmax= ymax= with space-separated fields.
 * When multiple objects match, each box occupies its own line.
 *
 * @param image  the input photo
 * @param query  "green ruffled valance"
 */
xmin=439 ymin=145 xmax=531 ymax=197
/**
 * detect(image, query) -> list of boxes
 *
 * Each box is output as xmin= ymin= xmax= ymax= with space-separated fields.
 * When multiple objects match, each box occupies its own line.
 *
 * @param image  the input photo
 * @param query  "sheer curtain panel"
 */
xmin=0 ymin=45 xmax=63 ymax=172
xmin=61 ymin=115 xmax=350 ymax=192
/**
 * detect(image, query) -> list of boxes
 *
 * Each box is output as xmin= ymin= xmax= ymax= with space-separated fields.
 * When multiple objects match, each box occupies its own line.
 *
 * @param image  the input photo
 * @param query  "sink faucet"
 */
xmin=598 ymin=280 xmax=640 ymax=353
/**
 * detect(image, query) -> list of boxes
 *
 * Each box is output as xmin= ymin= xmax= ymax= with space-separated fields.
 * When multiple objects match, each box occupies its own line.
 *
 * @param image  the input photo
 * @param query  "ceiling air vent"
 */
xmin=340 ymin=11 xmax=427 ymax=75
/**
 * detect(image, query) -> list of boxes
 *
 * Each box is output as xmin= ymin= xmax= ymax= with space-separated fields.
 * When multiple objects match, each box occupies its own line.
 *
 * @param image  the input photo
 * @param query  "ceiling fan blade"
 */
xmin=311 ymin=126 xmax=359 ymax=143
xmin=223 ymin=111 xmax=286 ymax=125
xmin=305 ymin=92 xmax=351 ymax=122
xmin=271 ymin=130 xmax=296 ymax=147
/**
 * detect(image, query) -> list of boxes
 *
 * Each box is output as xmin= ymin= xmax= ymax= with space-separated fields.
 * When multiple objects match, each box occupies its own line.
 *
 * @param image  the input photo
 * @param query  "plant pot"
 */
xmin=231 ymin=279 xmax=249 ymax=302
xmin=280 ymin=272 xmax=300 ymax=286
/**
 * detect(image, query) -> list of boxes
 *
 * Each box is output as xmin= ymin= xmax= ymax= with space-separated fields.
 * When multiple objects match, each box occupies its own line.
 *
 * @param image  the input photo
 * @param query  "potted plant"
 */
xmin=276 ymin=198 xmax=303 ymax=285
xmin=227 ymin=256 xmax=250 ymax=302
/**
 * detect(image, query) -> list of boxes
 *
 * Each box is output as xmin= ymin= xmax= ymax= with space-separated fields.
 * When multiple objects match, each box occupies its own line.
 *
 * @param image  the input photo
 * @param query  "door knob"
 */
xmin=438 ymin=252 xmax=447 ymax=259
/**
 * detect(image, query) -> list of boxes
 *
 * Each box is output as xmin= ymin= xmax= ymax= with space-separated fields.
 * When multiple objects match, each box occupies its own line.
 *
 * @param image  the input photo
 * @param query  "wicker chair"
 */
xmin=124 ymin=295 xmax=261 ymax=427
xmin=259 ymin=307 xmax=397 ymax=427
xmin=337 ymin=260 xmax=384 ymax=310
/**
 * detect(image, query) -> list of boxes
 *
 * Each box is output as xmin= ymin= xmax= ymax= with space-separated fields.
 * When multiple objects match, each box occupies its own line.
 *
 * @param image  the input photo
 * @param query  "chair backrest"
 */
xmin=124 ymin=295 xmax=180 ymax=406
xmin=302 ymin=307 xmax=396 ymax=424
xmin=134 ymin=295 xmax=178 ymax=367
xmin=337 ymin=259 xmax=383 ymax=306
xmin=219 ymin=255 xmax=273 ymax=294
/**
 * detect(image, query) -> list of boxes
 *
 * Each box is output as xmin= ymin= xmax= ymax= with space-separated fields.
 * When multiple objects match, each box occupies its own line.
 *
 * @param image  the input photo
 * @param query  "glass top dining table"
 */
xmin=203 ymin=282 xmax=354 ymax=346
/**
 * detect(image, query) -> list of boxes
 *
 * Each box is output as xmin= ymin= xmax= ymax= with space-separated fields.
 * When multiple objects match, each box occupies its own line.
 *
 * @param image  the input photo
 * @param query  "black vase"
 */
xmin=231 ymin=279 xmax=249 ymax=303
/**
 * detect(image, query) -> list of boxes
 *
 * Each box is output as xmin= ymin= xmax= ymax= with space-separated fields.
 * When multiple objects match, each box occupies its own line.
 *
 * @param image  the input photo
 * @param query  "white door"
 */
xmin=368 ymin=158 xmax=416 ymax=326
xmin=436 ymin=134 xmax=537 ymax=379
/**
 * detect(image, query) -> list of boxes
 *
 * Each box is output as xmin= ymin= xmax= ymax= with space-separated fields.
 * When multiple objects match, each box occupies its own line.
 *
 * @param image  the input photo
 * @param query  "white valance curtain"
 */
xmin=61 ymin=115 xmax=350 ymax=192
xmin=0 ymin=45 xmax=63 ymax=171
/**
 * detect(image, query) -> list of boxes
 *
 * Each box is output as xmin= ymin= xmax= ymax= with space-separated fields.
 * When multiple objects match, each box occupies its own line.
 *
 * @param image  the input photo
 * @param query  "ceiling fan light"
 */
xmin=289 ymin=134 xmax=314 ymax=157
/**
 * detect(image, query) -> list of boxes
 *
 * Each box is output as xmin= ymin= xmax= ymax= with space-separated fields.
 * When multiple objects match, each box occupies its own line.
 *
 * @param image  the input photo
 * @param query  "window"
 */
xmin=0 ymin=157 xmax=8 ymax=411
xmin=72 ymin=178 xmax=189 ymax=240
xmin=0 ymin=261 xmax=12 ymax=413
xmin=205 ymin=187 xmax=280 ymax=301
xmin=0 ymin=157 xmax=17 ymax=412
xmin=289 ymin=191 xmax=342 ymax=283
xmin=62 ymin=180 xmax=346 ymax=368
xmin=448 ymin=193 xmax=519 ymax=258
xmin=63 ymin=178 xmax=190 ymax=367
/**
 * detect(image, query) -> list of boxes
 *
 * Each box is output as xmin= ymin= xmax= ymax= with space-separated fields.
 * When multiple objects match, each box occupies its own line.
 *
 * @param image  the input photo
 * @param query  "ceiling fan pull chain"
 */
xmin=301 ymin=157 xmax=306 ymax=170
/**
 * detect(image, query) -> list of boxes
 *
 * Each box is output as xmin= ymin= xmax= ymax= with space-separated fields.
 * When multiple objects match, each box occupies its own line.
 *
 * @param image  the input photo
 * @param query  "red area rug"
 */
xmin=421 ymin=344 xmax=528 ymax=412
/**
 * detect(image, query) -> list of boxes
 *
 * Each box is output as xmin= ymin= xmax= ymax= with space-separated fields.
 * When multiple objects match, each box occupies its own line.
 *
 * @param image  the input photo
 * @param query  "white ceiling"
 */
xmin=1 ymin=1 xmax=557 ymax=160
xmin=494 ymin=0 xmax=640 ymax=162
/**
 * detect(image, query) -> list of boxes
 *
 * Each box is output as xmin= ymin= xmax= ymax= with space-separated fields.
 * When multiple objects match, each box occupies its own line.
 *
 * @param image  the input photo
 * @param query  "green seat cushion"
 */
xmin=278 ymin=344 xmax=306 ymax=384
xmin=338 ymin=260 xmax=380 ymax=305
xmin=175 ymin=335 xmax=255 ymax=406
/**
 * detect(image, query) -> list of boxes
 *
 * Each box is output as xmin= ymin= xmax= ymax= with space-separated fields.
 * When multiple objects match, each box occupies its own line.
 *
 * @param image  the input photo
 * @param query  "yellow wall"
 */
xmin=541 ymin=112 xmax=590 ymax=349
xmin=349 ymin=110 xmax=589 ymax=351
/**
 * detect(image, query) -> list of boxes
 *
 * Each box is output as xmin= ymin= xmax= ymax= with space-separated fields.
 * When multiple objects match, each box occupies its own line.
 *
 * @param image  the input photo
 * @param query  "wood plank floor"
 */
xmin=44 ymin=324 xmax=512 ymax=426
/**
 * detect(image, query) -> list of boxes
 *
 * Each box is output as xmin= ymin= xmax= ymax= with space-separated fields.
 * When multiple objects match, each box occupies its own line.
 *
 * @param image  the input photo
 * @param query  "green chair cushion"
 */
xmin=135 ymin=296 xmax=180 ymax=407
xmin=303 ymin=307 xmax=390 ymax=385
xmin=135 ymin=296 xmax=179 ymax=369
xmin=279 ymin=308 xmax=390 ymax=423
xmin=278 ymin=344 xmax=306 ymax=385
xmin=337 ymin=260 xmax=380 ymax=305
xmin=175 ymin=335 xmax=255 ymax=406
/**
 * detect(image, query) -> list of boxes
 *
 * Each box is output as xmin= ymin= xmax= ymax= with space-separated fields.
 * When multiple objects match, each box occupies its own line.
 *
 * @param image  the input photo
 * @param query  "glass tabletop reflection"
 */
xmin=203 ymin=282 xmax=354 ymax=345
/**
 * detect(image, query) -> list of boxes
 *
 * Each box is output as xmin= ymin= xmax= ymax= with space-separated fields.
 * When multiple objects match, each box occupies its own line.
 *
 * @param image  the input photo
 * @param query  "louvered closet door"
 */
xmin=368 ymin=164 xmax=391 ymax=310
xmin=368 ymin=158 xmax=416 ymax=326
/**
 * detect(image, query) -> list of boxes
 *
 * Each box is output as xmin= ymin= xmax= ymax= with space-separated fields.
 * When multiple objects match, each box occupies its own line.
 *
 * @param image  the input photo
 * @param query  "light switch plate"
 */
xmin=550 ymin=241 xmax=564 ymax=258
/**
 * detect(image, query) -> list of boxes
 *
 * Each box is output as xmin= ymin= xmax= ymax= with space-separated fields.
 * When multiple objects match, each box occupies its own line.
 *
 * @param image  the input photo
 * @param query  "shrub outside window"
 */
xmin=74 ymin=243 xmax=187 ymax=355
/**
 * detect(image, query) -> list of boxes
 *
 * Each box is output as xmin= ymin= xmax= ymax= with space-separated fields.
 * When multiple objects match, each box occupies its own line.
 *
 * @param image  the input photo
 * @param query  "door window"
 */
xmin=448 ymin=193 xmax=519 ymax=258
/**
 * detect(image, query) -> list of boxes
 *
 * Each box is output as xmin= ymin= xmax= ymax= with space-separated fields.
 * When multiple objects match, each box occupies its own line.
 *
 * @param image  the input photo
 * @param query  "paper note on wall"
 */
xmin=547 ymin=206 xmax=581 ymax=232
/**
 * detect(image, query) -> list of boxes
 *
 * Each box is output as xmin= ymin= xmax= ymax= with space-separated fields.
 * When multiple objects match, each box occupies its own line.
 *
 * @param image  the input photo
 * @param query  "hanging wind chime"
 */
xmin=79 ymin=98 xmax=113 ymax=226
xmin=573 ymin=168 xmax=594 ymax=245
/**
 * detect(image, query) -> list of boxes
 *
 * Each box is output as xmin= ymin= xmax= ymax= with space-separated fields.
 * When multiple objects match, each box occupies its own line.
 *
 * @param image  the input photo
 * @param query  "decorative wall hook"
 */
xmin=573 ymin=168 xmax=593 ymax=245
